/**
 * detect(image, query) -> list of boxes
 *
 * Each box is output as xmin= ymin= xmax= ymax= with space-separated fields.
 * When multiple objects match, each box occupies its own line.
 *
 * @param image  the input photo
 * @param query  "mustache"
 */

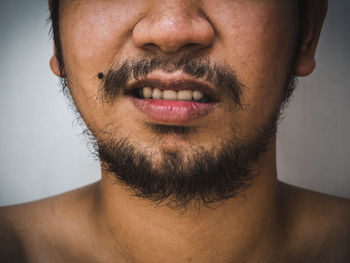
xmin=100 ymin=55 xmax=244 ymax=106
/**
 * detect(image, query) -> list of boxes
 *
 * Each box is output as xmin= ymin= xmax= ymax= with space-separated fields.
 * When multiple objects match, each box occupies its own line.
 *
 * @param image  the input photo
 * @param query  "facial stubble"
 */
xmin=60 ymin=55 xmax=296 ymax=210
xmin=70 ymin=56 xmax=294 ymax=210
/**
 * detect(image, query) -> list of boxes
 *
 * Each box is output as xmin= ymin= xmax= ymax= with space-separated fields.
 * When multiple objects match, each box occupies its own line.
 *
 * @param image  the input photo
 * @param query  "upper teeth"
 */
xmin=140 ymin=87 xmax=205 ymax=101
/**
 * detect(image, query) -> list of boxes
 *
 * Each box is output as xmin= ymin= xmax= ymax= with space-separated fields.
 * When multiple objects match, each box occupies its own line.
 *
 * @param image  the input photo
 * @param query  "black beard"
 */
xmin=60 ymin=55 xmax=296 ymax=210
xmin=97 ymin=109 xmax=280 ymax=210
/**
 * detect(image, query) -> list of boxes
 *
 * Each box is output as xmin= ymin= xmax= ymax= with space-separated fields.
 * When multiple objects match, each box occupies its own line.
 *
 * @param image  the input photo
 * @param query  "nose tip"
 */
xmin=133 ymin=10 xmax=215 ymax=53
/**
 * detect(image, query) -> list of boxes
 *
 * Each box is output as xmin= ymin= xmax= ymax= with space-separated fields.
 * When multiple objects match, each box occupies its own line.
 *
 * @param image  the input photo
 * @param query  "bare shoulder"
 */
xmin=279 ymin=182 xmax=350 ymax=262
xmin=0 ymin=211 xmax=26 ymax=263
xmin=0 ymin=183 xmax=99 ymax=263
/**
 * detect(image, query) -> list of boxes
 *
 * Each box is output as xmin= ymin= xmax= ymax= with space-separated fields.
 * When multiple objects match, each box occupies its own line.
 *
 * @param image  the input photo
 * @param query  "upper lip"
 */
xmin=125 ymin=77 xmax=219 ymax=102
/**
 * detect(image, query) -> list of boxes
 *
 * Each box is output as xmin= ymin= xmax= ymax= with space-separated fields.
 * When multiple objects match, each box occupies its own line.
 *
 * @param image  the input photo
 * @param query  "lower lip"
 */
xmin=129 ymin=97 xmax=218 ymax=124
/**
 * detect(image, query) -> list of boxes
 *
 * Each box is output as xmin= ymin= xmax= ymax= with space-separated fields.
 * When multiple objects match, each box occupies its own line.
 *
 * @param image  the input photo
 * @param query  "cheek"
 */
xmin=60 ymin=0 xmax=145 ymax=77
xmin=210 ymin=2 xmax=298 ymax=131
xmin=59 ymin=1 xmax=147 ymax=133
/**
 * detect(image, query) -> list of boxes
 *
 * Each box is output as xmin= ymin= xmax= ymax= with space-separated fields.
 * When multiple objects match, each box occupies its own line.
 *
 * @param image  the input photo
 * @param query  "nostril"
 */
xmin=132 ymin=11 xmax=215 ymax=54
xmin=142 ymin=43 xmax=159 ymax=51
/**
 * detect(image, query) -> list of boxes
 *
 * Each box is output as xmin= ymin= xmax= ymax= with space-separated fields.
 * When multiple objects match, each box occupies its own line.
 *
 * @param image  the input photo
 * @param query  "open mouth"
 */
xmin=125 ymin=78 xmax=218 ymax=103
xmin=130 ymin=87 xmax=212 ymax=103
xmin=125 ymin=78 xmax=219 ymax=124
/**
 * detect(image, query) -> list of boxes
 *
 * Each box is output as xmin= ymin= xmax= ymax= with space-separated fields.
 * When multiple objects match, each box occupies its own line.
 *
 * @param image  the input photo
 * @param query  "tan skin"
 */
xmin=1 ymin=0 xmax=349 ymax=262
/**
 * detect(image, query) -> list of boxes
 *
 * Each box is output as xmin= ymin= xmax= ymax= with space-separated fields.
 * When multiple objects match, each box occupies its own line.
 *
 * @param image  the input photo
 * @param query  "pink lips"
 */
xmin=129 ymin=97 xmax=217 ymax=124
xmin=125 ymin=71 xmax=219 ymax=124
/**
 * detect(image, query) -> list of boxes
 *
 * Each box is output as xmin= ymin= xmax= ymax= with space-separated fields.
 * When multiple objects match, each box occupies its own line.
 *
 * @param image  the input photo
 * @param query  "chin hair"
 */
xmin=95 ymin=108 xmax=279 ymax=211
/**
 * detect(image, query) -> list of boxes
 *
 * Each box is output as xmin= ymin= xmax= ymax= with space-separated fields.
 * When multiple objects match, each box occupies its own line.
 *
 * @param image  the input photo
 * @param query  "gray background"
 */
xmin=0 ymin=0 xmax=349 ymax=206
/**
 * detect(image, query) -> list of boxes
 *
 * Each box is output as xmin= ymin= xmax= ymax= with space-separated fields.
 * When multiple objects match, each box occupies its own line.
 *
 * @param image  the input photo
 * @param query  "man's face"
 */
xmin=54 ymin=0 xmax=299 ymax=207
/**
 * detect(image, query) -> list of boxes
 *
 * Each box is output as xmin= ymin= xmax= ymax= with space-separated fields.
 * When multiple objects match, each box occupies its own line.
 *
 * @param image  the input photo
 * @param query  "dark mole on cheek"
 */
xmin=97 ymin=72 xmax=104 ymax=79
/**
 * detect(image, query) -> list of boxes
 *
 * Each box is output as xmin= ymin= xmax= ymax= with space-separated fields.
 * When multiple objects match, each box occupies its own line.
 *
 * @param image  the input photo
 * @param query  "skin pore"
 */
xmin=1 ymin=0 xmax=350 ymax=262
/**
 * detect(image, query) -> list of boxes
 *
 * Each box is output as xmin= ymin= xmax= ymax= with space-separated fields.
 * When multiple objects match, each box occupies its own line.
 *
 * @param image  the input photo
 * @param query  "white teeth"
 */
xmin=177 ymin=90 xmax=193 ymax=101
xmin=140 ymin=88 xmax=207 ymax=101
xmin=163 ymin=90 xmax=177 ymax=100
xmin=152 ymin=88 xmax=163 ymax=99
xmin=193 ymin=90 xmax=204 ymax=101
xmin=143 ymin=87 xmax=153 ymax=99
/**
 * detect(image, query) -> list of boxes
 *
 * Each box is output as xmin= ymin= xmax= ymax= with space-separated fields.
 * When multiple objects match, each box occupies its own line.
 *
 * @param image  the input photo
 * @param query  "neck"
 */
xmin=93 ymin=142 xmax=282 ymax=262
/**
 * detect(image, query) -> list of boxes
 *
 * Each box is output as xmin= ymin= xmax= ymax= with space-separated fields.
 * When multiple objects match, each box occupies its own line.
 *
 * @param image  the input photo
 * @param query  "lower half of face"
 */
xmin=66 ymin=55 xmax=296 ymax=170
xmin=63 ymin=57 xmax=295 ymax=208
xmin=58 ymin=0 xmax=299 ymax=207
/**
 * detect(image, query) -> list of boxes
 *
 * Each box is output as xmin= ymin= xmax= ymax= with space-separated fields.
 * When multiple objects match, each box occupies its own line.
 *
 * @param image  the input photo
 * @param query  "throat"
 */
xmin=95 ymin=166 xmax=282 ymax=263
